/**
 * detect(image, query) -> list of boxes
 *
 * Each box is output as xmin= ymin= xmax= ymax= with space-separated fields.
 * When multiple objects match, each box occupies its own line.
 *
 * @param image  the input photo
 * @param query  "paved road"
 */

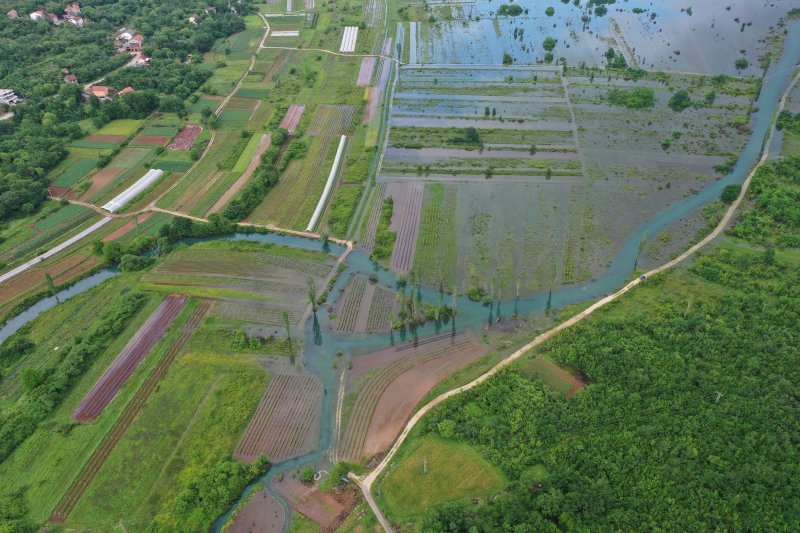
xmin=354 ymin=70 xmax=800 ymax=533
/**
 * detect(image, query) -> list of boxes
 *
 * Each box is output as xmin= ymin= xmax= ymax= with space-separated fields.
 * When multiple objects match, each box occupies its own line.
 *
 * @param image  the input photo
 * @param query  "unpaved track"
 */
xmin=354 ymin=70 xmax=800 ymax=533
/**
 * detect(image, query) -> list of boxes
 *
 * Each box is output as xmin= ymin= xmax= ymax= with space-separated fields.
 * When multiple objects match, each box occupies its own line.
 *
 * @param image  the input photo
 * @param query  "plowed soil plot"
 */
xmin=234 ymin=373 xmax=323 ymax=462
xmin=71 ymin=295 xmax=186 ymax=421
xmin=132 ymin=134 xmax=169 ymax=146
xmin=168 ymin=125 xmax=202 ymax=151
xmin=78 ymin=166 xmax=122 ymax=201
xmin=279 ymin=104 xmax=305 ymax=134
xmin=229 ymin=487 xmax=285 ymax=533
xmin=339 ymin=332 xmax=489 ymax=463
xmin=48 ymin=186 xmax=70 ymax=197
xmin=388 ymin=182 xmax=422 ymax=273
xmin=356 ymin=57 xmax=376 ymax=87
xmin=272 ymin=476 xmax=345 ymax=529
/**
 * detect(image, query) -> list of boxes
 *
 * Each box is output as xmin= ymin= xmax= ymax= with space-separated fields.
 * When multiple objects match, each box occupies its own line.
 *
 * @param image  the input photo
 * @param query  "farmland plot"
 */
xmin=338 ymin=332 xmax=489 ymax=463
xmin=144 ymin=241 xmax=334 ymax=329
xmin=234 ymin=373 xmax=323 ymax=462
xmin=388 ymin=183 xmax=423 ymax=273
xmin=72 ymin=296 xmax=187 ymax=421
xmin=272 ymin=476 xmax=346 ymax=529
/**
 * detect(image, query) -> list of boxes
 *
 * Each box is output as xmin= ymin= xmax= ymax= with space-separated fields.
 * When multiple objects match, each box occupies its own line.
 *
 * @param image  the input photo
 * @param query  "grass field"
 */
xmin=0 ymin=280 xmax=161 ymax=523
xmin=95 ymin=119 xmax=143 ymax=137
xmin=51 ymin=159 xmax=98 ymax=187
xmin=67 ymin=349 xmax=269 ymax=529
xmin=379 ymin=434 xmax=507 ymax=521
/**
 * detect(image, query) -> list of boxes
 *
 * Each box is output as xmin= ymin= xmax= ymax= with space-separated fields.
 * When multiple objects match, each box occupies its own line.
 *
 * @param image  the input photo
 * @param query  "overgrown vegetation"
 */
xmin=0 ymin=292 xmax=147 ymax=463
xmin=370 ymin=197 xmax=396 ymax=262
xmin=606 ymin=87 xmax=655 ymax=109
xmin=391 ymin=156 xmax=800 ymax=530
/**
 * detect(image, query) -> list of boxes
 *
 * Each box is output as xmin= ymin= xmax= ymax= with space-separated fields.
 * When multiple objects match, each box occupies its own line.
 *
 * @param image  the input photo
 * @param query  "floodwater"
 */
xmin=2 ymin=11 xmax=798 ymax=532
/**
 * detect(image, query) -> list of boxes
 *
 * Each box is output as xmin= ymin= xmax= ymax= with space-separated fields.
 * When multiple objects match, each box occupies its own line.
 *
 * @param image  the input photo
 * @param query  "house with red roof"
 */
xmin=29 ymin=10 xmax=46 ymax=21
xmin=64 ymin=74 xmax=78 ymax=83
xmin=90 ymin=86 xmax=109 ymax=99
xmin=7 ymin=9 xmax=18 ymax=19
xmin=119 ymin=86 xmax=135 ymax=95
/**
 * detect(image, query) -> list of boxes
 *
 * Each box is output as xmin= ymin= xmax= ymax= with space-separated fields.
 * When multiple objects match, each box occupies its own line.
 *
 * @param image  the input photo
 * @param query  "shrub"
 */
xmin=668 ymin=90 xmax=693 ymax=112
xmin=606 ymin=87 xmax=656 ymax=109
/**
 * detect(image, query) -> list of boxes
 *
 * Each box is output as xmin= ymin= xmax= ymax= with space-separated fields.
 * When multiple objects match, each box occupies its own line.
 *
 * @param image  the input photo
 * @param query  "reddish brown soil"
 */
xmin=340 ymin=332 xmax=488 ymax=462
xmin=229 ymin=488 xmax=285 ymax=533
xmin=207 ymin=133 xmax=271 ymax=215
xmin=71 ymin=295 xmax=187 ymax=421
xmin=279 ymin=104 xmax=305 ymax=134
xmin=361 ymin=333 xmax=489 ymax=459
xmin=234 ymin=373 xmax=322 ymax=462
xmin=272 ymin=476 xmax=346 ymax=529
xmin=48 ymin=186 xmax=70 ymax=197
xmin=51 ymin=301 xmax=210 ymax=522
xmin=169 ymin=125 xmax=202 ymax=151
xmin=78 ymin=166 xmax=123 ymax=201
xmin=86 ymin=134 xmax=125 ymax=143
xmin=101 ymin=213 xmax=154 ymax=242
xmin=132 ymin=135 xmax=169 ymax=146
xmin=356 ymin=57 xmax=376 ymax=87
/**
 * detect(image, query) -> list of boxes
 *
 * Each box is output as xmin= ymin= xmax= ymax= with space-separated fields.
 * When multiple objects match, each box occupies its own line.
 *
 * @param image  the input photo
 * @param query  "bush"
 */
xmin=721 ymin=184 xmax=742 ymax=203
xmin=607 ymin=87 xmax=656 ymax=109
xmin=668 ymin=90 xmax=693 ymax=112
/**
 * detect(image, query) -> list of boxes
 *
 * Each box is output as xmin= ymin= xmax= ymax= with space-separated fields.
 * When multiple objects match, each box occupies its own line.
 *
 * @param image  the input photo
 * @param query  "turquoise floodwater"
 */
xmin=0 ymin=20 xmax=797 ymax=533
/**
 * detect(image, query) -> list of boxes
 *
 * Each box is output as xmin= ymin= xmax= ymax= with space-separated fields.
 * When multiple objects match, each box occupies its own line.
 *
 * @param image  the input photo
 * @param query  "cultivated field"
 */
xmin=228 ymin=487 xmax=285 ymax=533
xmin=234 ymin=373 xmax=322 ymax=462
xmin=334 ymin=275 xmax=398 ymax=334
xmin=338 ymin=332 xmax=489 ymax=463
xmin=71 ymin=295 xmax=187 ymax=421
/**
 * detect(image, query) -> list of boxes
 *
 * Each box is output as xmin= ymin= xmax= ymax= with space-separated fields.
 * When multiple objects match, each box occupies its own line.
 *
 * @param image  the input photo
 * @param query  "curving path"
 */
xmin=353 ymin=70 xmax=800 ymax=533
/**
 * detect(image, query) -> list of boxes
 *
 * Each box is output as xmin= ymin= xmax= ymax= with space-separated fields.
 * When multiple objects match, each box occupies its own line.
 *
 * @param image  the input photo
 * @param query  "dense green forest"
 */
xmin=415 ymin=157 xmax=800 ymax=531
xmin=0 ymin=0 xmax=248 ymax=221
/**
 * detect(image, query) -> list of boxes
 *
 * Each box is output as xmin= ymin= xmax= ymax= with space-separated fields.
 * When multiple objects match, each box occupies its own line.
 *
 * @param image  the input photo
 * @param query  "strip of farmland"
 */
xmin=71 ymin=295 xmax=187 ymax=421
xmin=338 ymin=332 xmax=488 ymax=463
xmin=278 ymin=104 xmax=305 ymax=134
xmin=234 ymin=373 xmax=323 ymax=462
xmin=356 ymin=57 xmax=376 ymax=87
xmin=51 ymin=300 xmax=209 ymax=522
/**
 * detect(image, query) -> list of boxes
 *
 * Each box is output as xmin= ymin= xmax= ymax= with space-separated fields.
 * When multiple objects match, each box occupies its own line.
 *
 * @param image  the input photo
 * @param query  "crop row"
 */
xmin=412 ymin=183 xmax=458 ymax=288
xmin=307 ymin=105 xmax=357 ymax=137
xmin=365 ymin=285 xmax=395 ymax=332
xmin=248 ymin=135 xmax=333 ymax=230
xmin=154 ymin=248 xmax=331 ymax=278
xmin=338 ymin=335 xmax=474 ymax=462
xmin=210 ymin=300 xmax=303 ymax=326
xmin=1 ymin=209 xmax=95 ymax=263
xmin=142 ymin=273 xmax=306 ymax=296
xmin=389 ymin=184 xmax=422 ymax=273
xmin=336 ymin=275 xmax=367 ymax=332
xmin=358 ymin=184 xmax=386 ymax=253
xmin=234 ymin=373 xmax=322 ymax=462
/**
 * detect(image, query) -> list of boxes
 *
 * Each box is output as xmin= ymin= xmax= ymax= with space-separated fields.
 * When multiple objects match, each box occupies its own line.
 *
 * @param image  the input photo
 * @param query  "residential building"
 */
xmin=119 ymin=86 xmax=135 ymax=95
xmin=188 ymin=14 xmax=198 ymax=24
xmin=90 ymin=86 xmax=109 ymax=99
xmin=64 ymin=74 xmax=78 ymax=83
xmin=47 ymin=13 xmax=61 ymax=24
xmin=0 ymin=89 xmax=21 ymax=106
xmin=66 ymin=16 xmax=84 ymax=27
xmin=64 ymin=3 xmax=81 ymax=17
xmin=29 ymin=10 xmax=46 ymax=21
xmin=7 ymin=9 xmax=18 ymax=19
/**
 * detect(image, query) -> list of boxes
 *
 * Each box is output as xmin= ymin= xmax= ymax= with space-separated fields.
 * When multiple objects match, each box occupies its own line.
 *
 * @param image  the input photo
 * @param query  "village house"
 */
xmin=47 ymin=13 xmax=61 ymax=24
xmin=131 ymin=55 xmax=151 ymax=67
xmin=119 ymin=86 xmax=135 ymax=95
xmin=7 ymin=9 xmax=18 ymax=19
xmin=66 ymin=16 xmax=84 ymax=26
xmin=0 ymin=89 xmax=22 ymax=106
xmin=188 ymin=14 xmax=198 ymax=24
xmin=127 ymin=34 xmax=143 ymax=52
xmin=29 ymin=10 xmax=46 ymax=21
xmin=64 ymin=74 xmax=78 ymax=83
xmin=204 ymin=7 xmax=216 ymax=14
xmin=64 ymin=2 xmax=80 ymax=17
xmin=90 ymin=85 xmax=109 ymax=99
